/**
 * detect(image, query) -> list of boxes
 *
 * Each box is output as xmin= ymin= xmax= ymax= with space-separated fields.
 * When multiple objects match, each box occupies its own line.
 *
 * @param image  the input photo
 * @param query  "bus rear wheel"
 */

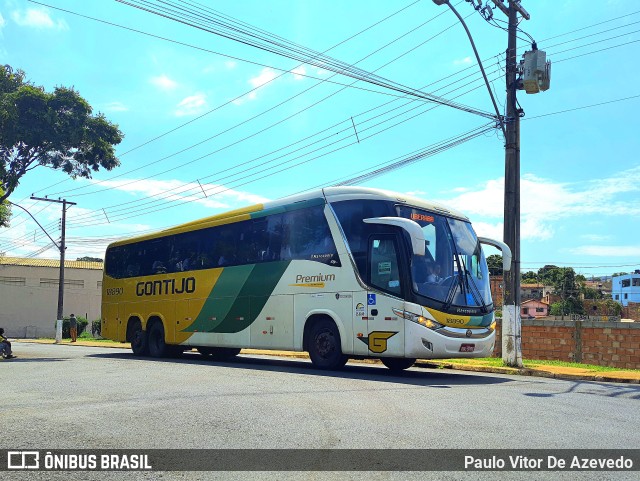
xmin=308 ymin=320 xmax=347 ymax=370
xmin=197 ymin=347 xmax=241 ymax=360
xmin=147 ymin=322 xmax=167 ymax=358
xmin=380 ymin=357 xmax=416 ymax=371
xmin=129 ymin=321 xmax=148 ymax=356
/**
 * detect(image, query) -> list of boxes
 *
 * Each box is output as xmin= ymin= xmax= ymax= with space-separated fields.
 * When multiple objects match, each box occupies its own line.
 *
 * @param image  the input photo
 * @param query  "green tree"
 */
xmin=76 ymin=256 xmax=103 ymax=262
xmin=537 ymin=265 xmax=560 ymax=285
xmin=486 ymin=254 xmax=503 ymax=276
xmin=0 ymin=65 xmax=123 ymax=204
xmin=521 ymin=271 xmax=538 ymax=283
xmin=549 ymin=297 xmax=583 ymax=316
xmin=581 ymin=287 xmax=603 ymax=300
xmin=0 ymin=187 xmax=9 ymax=227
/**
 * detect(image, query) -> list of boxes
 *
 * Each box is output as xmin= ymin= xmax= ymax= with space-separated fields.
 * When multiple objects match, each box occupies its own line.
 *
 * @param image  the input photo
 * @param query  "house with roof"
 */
xmin=520 ymin=298 xmax=550 ymax=319
xmin=0 ymin=257 xmax=103 ymax=338
xmin=612 ymin=272 xmax=640 ymax=307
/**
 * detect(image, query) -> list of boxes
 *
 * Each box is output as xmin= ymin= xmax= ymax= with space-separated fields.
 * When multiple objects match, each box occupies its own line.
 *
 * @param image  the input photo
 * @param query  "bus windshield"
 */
xmin=396 ymin=206 xmax=492 ymax=310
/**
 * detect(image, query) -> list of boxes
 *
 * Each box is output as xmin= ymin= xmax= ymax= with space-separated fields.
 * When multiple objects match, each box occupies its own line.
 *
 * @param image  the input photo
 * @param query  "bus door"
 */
xmin=365 ymin=235 xmax=406 ymax=358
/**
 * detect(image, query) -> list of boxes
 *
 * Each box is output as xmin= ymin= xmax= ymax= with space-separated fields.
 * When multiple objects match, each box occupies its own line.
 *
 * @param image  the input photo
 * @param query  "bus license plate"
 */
xmin=459 ymin=344 xmax=475 ymax=353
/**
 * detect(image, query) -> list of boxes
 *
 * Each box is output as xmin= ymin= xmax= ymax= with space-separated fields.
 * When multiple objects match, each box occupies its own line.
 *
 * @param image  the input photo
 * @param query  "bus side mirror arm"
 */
xmin=363 ymin=217 xmax=425 ymax=256
xmin=478 ymin=237 xmax=512 ymax=272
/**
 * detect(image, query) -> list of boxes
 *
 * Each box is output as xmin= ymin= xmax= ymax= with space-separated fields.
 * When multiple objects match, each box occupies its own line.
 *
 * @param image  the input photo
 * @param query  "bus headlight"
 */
xmin=392 ymin=308 xmax=443 ymax=330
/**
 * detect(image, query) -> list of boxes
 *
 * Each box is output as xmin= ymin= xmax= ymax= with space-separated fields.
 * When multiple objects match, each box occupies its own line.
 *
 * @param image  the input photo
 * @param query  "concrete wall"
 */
xmin=0 ymin=264 xmax=102 ymax=338
xmin=494 ymin=318 xmax=640 ymax=370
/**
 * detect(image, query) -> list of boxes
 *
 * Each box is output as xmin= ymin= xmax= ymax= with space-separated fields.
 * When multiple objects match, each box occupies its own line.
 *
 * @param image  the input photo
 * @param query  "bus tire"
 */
xmin=380 ymin=357 xmax=416 ymax=371
xmin=147 ymin=321 xmax=167 ymax=358
xmin=308 ymin=319 xmax=347 ymax=370
xmin=129 ymin=320 xmax=148 ymax=356
xmin=198 ymin=347 xmax=241 ymax=360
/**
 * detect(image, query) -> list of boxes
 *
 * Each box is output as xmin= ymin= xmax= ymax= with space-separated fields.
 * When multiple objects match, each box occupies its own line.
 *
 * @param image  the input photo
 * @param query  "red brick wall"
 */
xmin=493 ymin=319 xmax=640 ymax=369
xmin=622 ymin=302 xmax=640 ymax=321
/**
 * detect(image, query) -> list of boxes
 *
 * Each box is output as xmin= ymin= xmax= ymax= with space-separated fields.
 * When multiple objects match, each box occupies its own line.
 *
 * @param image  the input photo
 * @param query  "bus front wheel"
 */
xmin=147 ymin=322 xmax=167 ymax=358
xmin=308 ymin=320 xmax=347 ymax=370
xmin=380 ymin=357 xmax=416 ymax=371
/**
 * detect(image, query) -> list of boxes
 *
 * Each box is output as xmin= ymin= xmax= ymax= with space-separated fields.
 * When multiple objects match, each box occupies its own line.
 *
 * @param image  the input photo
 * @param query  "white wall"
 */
xmin=0 ymin=264 xmax=102 ymax=338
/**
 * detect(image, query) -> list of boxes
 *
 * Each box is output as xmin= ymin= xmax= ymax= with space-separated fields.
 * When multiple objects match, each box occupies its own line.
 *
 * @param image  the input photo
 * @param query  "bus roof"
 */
xmin=107 ymin=186 xmax=469 ymax=248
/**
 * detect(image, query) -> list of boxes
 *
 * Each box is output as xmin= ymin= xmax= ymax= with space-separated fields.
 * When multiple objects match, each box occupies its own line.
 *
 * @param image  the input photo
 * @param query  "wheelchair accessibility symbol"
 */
xmin=367 ymin=294 xmax=376 ymax=306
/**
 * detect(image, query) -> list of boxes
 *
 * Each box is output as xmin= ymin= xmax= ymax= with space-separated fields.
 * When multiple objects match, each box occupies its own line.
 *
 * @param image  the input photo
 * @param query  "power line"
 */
xmin=25 ymin=2 xmax=639 ymax=206
xmin=5 ymin=5 xmax=640 ymax=247
xmin=116 ymin=0 xmax=495 ymax=118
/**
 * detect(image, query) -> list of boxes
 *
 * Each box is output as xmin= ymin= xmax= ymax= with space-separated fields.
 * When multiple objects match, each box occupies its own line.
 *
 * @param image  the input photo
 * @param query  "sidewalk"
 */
xmin=14 ymin=339 xmax=640 ymax=384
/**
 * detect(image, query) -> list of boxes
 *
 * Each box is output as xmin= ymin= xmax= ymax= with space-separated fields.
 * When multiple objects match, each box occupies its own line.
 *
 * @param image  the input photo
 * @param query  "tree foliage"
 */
xmin=0 ymin=187 xmax=9 ymax=227
xmin=0 ymin=65 xmax=123 ymax=204
xmin=486 ymin=254 xmax=503 ymax=276
xmin=76 ymin=256 xmax=103 ymax=262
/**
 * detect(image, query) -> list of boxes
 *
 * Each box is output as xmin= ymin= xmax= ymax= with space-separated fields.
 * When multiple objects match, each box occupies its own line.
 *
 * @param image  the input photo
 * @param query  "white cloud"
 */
xmin=472 ymin=221 xmax=503 ymax=241
xmin=225 ymin=61 xmax=237 ymax=70
xmin=580 ymin=234 xmax=611 ymax=242
xmin=233 ymin=68 xmax=279 ymax=104
xmin=569 ymin=245 xmax=640 ymax=257
xmin=291 ymin=66 xmax=306 ymax=80
xmin=150 ymin=74 xmax=178 ymax=91
xmin=249 ymin=68 xmax=277 ymax=88
xmin=103 ymin=101 xmax=129 ymax=112
xmin=247 ymin=68 xmax=277 ymax=99
xmin=175 ymin=93 xmax=208 ymax=117
xmin=441 ymin=166 xmax=640 ymax=241
xmin=0 ymin=13 xmax=6 ymax=29
xmin=454 ymin=56 xmax=472 ymax=66
xmin=11 ymin=8 xmax=68 ymax=30
xmin=92 ymin=178 xmax=269 ymax=210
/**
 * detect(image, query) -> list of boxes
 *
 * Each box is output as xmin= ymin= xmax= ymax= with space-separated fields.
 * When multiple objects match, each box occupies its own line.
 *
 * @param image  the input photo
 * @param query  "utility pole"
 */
xmin=433 ymin=1 xmax=549 ymax=367
xmin=500 ymin=1 xmax=526 ymax=367
xmin=31 ymin=196 xmax=76 ymax=342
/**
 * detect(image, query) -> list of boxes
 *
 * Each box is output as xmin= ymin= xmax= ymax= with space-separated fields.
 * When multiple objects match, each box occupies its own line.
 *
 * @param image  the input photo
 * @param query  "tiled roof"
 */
xmin=521 ymin=299 xmax=550 ymax=306
xmin=0 ymin=256 xmax=103 ymax=270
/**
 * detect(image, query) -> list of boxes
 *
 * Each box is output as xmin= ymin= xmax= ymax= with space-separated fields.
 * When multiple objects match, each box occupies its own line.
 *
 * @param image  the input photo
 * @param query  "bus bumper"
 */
xmin=405 ymin=321 xmax=496 ymax=359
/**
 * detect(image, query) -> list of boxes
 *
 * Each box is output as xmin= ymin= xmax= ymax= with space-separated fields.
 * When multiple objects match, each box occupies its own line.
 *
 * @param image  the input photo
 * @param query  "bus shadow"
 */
xmin=87 ymin=351 xmax=511 ymax=387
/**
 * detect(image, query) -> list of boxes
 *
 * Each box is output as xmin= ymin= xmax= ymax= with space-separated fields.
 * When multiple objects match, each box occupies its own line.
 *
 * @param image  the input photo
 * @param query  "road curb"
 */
xmin=415 ymin=360 xmax=640 ymax=384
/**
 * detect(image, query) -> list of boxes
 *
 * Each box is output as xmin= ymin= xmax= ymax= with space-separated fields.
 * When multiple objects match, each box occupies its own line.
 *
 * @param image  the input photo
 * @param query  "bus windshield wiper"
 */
xmin=460 ymin=261 xmax=488 ymax=313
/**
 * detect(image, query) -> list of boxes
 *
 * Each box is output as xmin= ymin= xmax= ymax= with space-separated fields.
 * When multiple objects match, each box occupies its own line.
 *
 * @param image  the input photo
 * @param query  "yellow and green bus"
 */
xmin=101 ymin=186 xmax=510 ymax=370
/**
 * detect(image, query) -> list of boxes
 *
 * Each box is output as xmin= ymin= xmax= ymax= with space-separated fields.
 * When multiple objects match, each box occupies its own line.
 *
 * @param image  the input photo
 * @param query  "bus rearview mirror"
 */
xmin=363 ymin=217 xmax=426 ymax=256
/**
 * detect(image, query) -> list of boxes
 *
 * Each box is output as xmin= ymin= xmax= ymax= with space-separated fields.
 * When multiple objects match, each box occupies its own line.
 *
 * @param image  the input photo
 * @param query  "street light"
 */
xmin=431 ymin=0 xmax=505 ymax=137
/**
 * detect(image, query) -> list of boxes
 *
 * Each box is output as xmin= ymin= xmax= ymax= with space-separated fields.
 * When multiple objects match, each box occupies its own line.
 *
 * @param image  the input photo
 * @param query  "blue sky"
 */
xmin=1 ymin=0 xmax=639 ymax=278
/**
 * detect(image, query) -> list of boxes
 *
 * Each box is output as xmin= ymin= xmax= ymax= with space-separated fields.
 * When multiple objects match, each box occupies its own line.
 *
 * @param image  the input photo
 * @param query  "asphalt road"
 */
xmin=2 ymin=342 xmax=639 ymax=481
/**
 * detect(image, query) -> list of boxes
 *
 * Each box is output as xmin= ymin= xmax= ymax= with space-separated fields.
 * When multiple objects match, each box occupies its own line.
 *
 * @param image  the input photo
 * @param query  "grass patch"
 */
xmin=524 ymin=359 xmax=635 ymax=373
xmin=443 ymin=357 xmax=636 ymax=372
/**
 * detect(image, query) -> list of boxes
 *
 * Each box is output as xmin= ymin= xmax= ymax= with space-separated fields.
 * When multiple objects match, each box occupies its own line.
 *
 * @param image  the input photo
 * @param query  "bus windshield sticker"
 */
xmin=378 ymin=261 xmax=391 ymax=275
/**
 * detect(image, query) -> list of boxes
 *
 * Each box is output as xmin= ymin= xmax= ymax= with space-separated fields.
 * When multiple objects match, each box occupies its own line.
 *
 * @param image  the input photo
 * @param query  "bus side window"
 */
xmin=368 ymin=236 xmax=401 ymax=296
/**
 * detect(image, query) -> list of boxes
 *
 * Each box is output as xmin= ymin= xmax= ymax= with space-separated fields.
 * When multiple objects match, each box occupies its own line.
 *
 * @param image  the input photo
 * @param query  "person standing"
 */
xmin=69 ymin=314 xmax=78 ymax=342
